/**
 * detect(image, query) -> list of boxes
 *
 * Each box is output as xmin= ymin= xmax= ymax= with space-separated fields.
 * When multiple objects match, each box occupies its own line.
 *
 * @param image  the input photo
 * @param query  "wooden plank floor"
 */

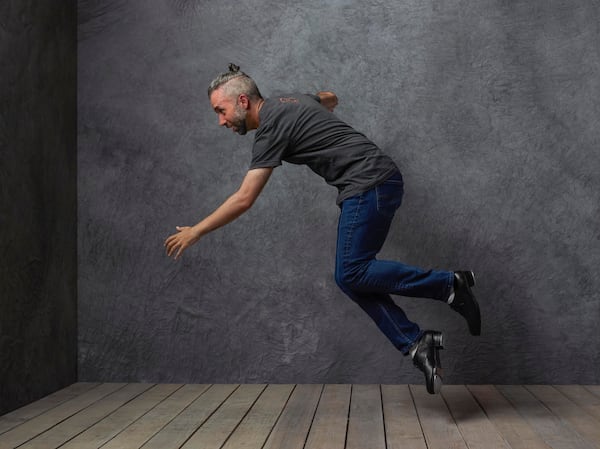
xmin=1 ymin=384 xmax=600 ymax=449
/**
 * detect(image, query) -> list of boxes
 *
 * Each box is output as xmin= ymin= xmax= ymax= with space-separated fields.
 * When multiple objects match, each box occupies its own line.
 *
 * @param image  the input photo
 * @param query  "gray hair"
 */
xmin=207 ymin=63 xmax=263 ymax=100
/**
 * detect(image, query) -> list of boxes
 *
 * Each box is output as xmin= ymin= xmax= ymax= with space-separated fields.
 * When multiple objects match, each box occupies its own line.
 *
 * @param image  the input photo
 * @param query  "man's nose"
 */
xmin=218 ymin=115 xmax=227 ymax=126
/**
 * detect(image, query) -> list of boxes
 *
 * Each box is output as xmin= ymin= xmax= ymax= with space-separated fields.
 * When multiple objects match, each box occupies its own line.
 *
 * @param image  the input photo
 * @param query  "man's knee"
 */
xmin=335 ymin=263 xmax=362 ymax=293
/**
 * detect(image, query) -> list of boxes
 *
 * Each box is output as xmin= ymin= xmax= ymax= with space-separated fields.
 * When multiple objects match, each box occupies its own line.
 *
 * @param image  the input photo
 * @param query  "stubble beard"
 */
xmin=231 ymin=103 xmax=248 ymax=135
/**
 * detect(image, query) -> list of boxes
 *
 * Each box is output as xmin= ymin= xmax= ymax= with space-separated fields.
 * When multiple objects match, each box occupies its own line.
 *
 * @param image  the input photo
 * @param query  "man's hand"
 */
xmin=164 ymin=167 xmax=273 ymax=260
xmin=317 ymin=91 xmax=338 ymax=112
xmin=164 ymin=225 xmax=201 ymax=260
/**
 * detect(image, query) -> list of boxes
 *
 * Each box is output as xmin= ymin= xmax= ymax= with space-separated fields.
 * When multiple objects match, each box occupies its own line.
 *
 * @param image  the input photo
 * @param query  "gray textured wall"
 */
xmin=0 ymin=2 xmax=77 ymax=414
xmin=78 ymin=0 xmax=600 ymax=384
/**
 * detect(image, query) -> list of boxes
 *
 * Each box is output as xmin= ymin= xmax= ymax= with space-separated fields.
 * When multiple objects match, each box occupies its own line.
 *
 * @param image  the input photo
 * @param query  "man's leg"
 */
xmin=335 ymin=176 xmax=480 ymax=335
xmin=336 ymin=176 xmax=454 ymax=303
xmin=335 ymin=175 xmax=446 ymax=393
xmin=337 ymin=287 xmax=423 ymax=355
xmin=335 ymin=175 xmax=436 ymax=354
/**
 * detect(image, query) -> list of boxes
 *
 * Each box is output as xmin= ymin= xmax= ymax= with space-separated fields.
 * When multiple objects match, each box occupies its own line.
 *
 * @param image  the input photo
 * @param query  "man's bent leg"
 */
xmin=336 ymin=181 xmax=453 ymax=301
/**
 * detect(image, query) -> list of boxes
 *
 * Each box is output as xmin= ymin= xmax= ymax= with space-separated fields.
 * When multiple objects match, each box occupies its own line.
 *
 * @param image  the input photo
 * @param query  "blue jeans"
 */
xmin=335 ymin=171 xmax=454 ymax=354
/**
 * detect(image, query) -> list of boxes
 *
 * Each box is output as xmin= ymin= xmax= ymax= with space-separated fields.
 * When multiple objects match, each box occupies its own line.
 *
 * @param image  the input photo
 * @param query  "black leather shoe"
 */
xmin=451 ymin=271 xmax=481 ymax=336
xmin=411 ymin=331 xmax=444 ymax=394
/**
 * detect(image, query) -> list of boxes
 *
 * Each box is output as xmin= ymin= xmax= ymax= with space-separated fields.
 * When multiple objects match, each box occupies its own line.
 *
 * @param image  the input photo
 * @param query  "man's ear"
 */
xmin=237 ymin=94 xmax=250 ymax=109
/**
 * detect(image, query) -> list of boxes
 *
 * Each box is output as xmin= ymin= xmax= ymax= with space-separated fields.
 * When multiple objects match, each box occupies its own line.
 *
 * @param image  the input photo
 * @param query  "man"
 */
xmin=165 ymin=64 xmax=481 ymax=394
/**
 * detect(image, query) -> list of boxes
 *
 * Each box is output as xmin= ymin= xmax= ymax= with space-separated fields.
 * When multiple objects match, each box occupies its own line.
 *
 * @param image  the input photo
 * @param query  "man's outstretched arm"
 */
xmin=165 ymin=167 xmax=274 ymax=259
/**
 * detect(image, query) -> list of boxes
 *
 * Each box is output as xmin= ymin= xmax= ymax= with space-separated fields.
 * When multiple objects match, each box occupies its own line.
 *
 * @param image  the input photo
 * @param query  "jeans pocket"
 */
xmin=376 ymin=179 xmax=404 ymax=217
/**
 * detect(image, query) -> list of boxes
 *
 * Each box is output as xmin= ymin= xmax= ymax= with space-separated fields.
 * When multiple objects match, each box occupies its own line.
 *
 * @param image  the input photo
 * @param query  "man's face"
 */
xmin=210 ymin=88 xmax=248 ymax=135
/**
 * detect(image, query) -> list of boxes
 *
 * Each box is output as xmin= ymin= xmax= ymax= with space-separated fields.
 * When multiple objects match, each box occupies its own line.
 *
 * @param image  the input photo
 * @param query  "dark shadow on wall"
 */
xmin=0 ymin=1 xmax=77 ymax=414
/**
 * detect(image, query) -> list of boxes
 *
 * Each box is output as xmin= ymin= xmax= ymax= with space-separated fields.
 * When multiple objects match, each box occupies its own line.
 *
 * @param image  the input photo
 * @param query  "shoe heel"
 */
xmin=465 ymin=271 xmax=476 ymax=287
xmin=433 ymin=371 xmax=443 ymax=394
xmin=432 ymin=332 xmax=444 ymax=349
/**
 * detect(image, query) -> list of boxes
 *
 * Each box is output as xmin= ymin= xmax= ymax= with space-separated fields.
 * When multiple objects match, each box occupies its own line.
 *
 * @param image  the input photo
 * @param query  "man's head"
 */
xmin=208 ymin=63 xmax=262 ymax=100
xmin=208 ymin=64 xmax=263 ymax=135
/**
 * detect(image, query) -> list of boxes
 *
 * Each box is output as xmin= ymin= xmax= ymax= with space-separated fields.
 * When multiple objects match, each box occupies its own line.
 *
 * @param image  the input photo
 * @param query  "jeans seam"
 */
xmin=342 ymin=193 xmax=364 ymax=271
xmin=378 ymin=303 xmax=418 ymax=353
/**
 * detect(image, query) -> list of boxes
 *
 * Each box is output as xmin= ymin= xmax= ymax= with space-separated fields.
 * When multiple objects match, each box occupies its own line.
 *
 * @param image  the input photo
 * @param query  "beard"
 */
xmin=230 ymin=103 xmax=248 ymax=135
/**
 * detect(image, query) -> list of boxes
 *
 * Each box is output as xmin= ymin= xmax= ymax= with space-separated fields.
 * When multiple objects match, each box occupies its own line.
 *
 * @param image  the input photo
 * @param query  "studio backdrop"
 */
xmin=77 ymin=0 xmax=600 ymax=384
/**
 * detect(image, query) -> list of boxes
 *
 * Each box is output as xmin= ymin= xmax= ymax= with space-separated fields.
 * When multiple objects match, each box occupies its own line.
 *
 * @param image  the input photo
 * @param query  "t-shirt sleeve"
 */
xmin=306 ymin=93 xmax=321 ymax=103
xmin=249 ymin=124 xmax=288 ymax=169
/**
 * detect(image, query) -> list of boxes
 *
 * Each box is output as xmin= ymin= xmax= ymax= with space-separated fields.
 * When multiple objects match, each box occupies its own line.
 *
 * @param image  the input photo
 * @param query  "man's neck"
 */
xmin=246 ymin=98 xmax=265 ymax=131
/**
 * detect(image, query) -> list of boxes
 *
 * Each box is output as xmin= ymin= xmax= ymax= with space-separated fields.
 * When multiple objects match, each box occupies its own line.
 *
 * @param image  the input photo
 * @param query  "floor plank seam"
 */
xmin=378 ymin=385 xmax=388 ymax=449
xmin=216 ymin=384 xmax=265 ymax=449
xmin=261 ymin=385 xmax=297 ymax=449
xmin=300 ymin=384 xmax=325 ymax=449
xmin=18 ymin=383 xmax=132 ymax=448
xmin=97 ymin=383 xmax=188 ymax=449
xmin=408 ymin=385 xmax=430 ymax=449
xmin=178 ymin=384 xmax=240 ymax=449
xmin=343 ymin=384 xmax=353 ymax=449
xmin=140 ymin=383 xmax=213 ymax=449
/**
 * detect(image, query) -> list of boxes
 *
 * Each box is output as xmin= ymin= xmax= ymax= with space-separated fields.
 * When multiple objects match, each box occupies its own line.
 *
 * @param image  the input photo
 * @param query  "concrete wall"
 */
xmin=0 ymin=2 xmax=77 ymax=414
xmin=78 ymin=0 xmax=600 ymax=384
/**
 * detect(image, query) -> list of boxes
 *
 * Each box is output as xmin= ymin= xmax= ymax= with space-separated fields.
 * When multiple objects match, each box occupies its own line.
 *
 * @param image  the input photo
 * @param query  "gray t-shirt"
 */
xmin=250 ymin=93 xmax=399 ymax=204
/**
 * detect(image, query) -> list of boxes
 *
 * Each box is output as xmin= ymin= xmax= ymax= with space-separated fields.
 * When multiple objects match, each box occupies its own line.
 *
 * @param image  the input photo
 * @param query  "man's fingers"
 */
xmin=164 ymin=227 xmax=184 ymax=247
xmin=164 ymin=237 xmax=175 ymax=251
xmin=171 ymin=240 xmax=185 ymax=260
xmin=165 ymin=237 xmax=179 ymax=257
xmin=175 ymin=246 xmax=183 ymax=260
xmin=165 ymin=237 xmax=187 ymax=259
